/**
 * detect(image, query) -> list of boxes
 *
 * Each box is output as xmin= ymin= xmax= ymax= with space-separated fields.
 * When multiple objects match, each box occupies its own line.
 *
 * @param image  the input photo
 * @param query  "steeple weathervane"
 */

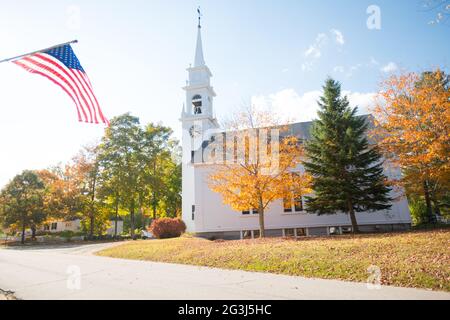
xmin=194 ymin=7 xmax=205 ymax=67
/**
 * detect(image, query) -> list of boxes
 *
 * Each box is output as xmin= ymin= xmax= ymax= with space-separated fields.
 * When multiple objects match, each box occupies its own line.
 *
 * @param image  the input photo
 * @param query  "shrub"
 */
xmin=59 ymin=230 xmax=76 ymax=239
xmin=35 ymin=230 xmax=84 ymax=237
xmin=149 ymin=218 xmax=186 ymax=239
xmin=409 ymin=198 xmax=428 ymax=225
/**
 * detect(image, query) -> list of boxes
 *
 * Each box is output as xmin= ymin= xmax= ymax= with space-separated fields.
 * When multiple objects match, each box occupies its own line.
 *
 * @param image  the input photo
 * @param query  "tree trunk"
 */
xmin=89 ymin=214 xmax=95 ymax=239
xmin=21 ymin=220 xmax=26 ymax=245
xmin=114 ymin=198 xmax=119 ymax=238
xmin=348 ymin=201 xmax=360 ymax=234
xmin=423 ymin=180 xmax=435 ymax=224
xmin=130 ymin=204 xmax=135 ymax=240
xmin=430 ymin=190 xmax=442 ymax=218
xmin=152 ymin=159 xmax=157 ymax=220
xmin=141 ymin=208 xmax=146 ymax=231
xmin=152 ymin=196 xmax=157 ymax=220
xmin=89 ymin=173 xmax=97 ymax=239
xmin=258 ymin=196 xmax=265 ymax=238
xmin=31 ymin=225 xmax=36 ymax=240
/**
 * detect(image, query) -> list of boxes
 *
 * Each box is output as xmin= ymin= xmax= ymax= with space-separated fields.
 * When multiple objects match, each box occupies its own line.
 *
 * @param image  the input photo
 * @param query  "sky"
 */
xmin=0 ymin=0 xmax=449 ymax=187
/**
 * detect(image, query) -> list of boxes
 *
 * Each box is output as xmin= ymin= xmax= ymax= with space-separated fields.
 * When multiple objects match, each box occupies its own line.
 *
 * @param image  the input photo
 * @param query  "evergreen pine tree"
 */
xmin=304 ymin=78 xmax=392 ymax=233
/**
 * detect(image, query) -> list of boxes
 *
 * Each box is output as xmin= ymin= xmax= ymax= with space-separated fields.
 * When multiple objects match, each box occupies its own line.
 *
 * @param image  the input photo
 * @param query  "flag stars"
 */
xmin=44 ymin=45 xmax=84 ymax=72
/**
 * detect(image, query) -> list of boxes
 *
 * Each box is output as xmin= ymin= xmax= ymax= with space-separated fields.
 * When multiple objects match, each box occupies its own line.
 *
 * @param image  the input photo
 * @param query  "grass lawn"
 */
xmin=97 ymin=229 xmax=450 ymax=292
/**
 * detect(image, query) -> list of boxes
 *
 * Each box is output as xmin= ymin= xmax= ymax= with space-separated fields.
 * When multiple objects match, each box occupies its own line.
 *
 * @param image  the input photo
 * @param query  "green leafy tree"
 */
xmin=97 ymin=174 xmax=124 ymax=238
xmin=140 ymin=123 xmax=180 ymax=220
xmin=98 ymin=113 xmax=143 ymax=239
xmin=304 ymin=78 xmax=392 ymax=233
xmin=99 ymin=117 xmax=182 ymax=237
xmin=72 ymin=145 xmax=104 ymax=239
xmin=161 ymin=160 xmax=182 ymax=218
xmin=0 ymin=171 xmax=46 ymax=244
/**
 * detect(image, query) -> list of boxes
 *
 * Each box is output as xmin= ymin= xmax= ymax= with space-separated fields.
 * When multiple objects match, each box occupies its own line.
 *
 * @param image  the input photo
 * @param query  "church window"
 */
xmin=283 ymin=194 xmax=304 ymax=213
xmin=283 ymin=198 xmax=293 ymax=212
xmin=283 ymin=228 xmax=307 ymax=238
xmin=242 ymin=208 xmax=258 ymax=215
xmin=242 ymin=230 xmax=252 ymax=239
xmin=296 ymin=228 xmax=307 ymax=237
xmin=294 ymin=195 xmax=303 ymax=212
xmin=284 ymin=228 xmax=295 ymax=237
xmin=192 ymin=95 xmax=202 ymax=114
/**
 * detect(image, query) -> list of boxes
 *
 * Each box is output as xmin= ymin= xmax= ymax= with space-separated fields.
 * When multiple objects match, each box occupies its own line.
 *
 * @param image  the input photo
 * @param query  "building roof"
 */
xmin=192 ymin=114 xmax=374 ymax=163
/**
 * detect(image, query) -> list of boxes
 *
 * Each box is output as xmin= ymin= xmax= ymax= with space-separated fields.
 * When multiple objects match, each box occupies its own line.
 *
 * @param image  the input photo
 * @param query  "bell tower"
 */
xmin=181 ymin=12 xmax=218 ymax=136
xmin=180 ymin=10 xmax=219 ymax=232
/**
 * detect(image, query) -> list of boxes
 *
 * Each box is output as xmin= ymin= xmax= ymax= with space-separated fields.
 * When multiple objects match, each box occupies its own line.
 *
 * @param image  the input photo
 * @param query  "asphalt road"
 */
xmin=0 ymin=242 xmax=448 ymax=300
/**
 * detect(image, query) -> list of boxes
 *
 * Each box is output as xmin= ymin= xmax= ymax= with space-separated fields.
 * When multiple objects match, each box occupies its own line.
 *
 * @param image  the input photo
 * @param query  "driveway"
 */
xmin=0 ymin=242 xmax=448 ymax=300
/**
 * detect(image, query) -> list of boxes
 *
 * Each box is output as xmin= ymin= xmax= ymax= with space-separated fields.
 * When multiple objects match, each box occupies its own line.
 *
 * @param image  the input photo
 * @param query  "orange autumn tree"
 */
xmin=208 ymin=107 xmax=311 ymax=238
xmin=37 ymin=167 xmax=81 ymax=219
xmin=372 ymin=69 xmax=450 ymax=221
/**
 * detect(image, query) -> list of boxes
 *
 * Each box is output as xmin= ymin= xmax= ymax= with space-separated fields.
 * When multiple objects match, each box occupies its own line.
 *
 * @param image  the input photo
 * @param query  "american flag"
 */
xmin=13 ymin=44 xmax=109 ymax=125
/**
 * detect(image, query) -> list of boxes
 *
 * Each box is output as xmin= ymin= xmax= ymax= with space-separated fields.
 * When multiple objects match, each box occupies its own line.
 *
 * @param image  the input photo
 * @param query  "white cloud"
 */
xmin=251 ymin=88 xmax=376 ymax=123
xmin=342 ymin=91 xmax=377 ymax=114
xmin=369 ymin=57 xmax=379 ymax=66
xmin=302 ymin=29 xmax=345 ymax=72
xmin=252 ymin=89 xmax=321 ymax=123
xmin=333 ymin=66 xmax=345 ymax=73
xmin=301 ymin=61 xmax=313 ymax=72
xmin=304 ymin=46 xmax=321 ymax=59
xmin=381 ymin=62 xmax=398 ymax=73
xmin=332 ymin=57 xmax=388 ymax=78
xmin=331 ymin=29 xmax=345 ymax=45
xmin=304 ymin=33 xmax=327 ymax=58
xmin=332 ymin=63 xmax=363 ymax=78
xmin=347 ymin=63 xmax=363 ymax=77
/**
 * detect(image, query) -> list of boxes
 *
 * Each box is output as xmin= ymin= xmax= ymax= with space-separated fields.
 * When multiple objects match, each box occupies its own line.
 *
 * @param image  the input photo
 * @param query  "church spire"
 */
xmin=194 ymin=8 xmax=205 ymax=67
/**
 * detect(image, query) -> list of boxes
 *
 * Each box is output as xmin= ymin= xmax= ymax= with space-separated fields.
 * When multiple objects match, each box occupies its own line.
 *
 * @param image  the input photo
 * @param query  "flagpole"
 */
xmin=0 ymin=40 xmax=78 ymax=64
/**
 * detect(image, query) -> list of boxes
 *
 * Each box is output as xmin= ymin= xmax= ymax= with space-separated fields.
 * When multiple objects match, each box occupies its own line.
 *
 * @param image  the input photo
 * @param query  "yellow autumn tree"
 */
xmin=208 ymin=106 xmax=311 ymax=238
xmin=372 ymin=69 xmax=450 ymax=221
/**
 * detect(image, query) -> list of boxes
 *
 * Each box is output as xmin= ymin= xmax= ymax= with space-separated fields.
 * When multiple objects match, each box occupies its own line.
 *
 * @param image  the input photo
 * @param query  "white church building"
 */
xmin=180 ymin=21 xmax=412 ymax=240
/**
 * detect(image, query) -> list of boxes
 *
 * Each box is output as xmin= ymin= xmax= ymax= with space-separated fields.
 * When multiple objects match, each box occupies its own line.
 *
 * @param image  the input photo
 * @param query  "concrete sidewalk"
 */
xmin=0 ymin=243 xmax=448 ymax=300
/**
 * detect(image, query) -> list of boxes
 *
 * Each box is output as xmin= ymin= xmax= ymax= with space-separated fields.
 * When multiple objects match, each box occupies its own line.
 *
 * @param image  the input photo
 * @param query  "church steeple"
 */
xmin=180 ymin=8 xmax=219 ymax=234
xmin=194 ymin=25 xmax=205 ymax=67
xmin=181 ymin=9 xmax=216 ymax=119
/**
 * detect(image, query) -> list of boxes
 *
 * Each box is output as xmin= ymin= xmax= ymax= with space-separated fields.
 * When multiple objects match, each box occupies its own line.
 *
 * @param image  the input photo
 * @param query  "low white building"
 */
xmin=180 ymin=20 xmax=412 ymax=239
xmin=42 ymin=219 xmax=123 ymax=236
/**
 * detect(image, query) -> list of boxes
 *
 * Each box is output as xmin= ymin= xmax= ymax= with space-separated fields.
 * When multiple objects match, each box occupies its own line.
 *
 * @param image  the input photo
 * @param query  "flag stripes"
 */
xmin=12 ymin=44 xmax=109 ymax=125
xmin=35 ymin=54 xmax=94 ymax=122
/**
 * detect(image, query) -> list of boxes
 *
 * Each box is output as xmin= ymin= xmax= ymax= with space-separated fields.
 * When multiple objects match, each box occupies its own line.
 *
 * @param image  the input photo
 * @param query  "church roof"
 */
xmin=192 ymin=115 xmax=374 ymax=162
xmin=282 ymin=120 xmax=314 ymax=140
